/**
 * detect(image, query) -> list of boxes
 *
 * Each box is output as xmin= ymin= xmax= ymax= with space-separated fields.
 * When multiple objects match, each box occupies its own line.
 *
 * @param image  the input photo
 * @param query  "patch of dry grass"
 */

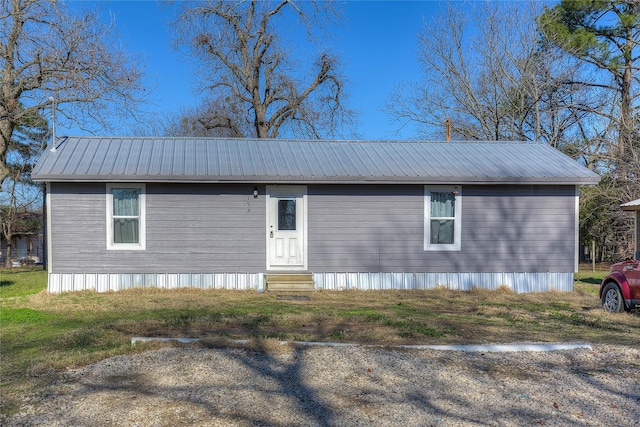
xmin=20 ymin=284 xmax=638 ymax=347
xmin=2 ymin=267 xmax=639 ymax=416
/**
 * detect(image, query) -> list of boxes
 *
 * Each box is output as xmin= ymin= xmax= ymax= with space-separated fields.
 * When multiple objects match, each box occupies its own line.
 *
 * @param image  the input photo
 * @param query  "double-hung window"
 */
xmin=424 ymin=185 xmax=461 ymax=251
xmin=106 ymin=184 xmax=146 ymax=250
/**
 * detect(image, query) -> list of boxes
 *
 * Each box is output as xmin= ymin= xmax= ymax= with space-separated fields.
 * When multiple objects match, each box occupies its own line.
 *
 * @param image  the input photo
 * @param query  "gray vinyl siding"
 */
xmin=49 ymin=182 xmax=265 ymax=273
xmin=49 ymin=182 xmax=576 ymax=275
xmin=307 ymin=184 xmax=576 ymax=273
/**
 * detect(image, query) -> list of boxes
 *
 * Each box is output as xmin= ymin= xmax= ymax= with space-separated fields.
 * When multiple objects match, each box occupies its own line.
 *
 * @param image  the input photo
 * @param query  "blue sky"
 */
xmin=66 ymin=0 xmax=445 ymax=139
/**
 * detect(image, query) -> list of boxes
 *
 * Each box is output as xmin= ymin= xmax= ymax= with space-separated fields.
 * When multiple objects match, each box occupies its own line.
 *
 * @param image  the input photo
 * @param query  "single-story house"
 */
xmin=621 ymin=198 xmax=640 ymax=260
xmin=1 ymin=232 xmax=44 ymax=266
xmin=32 ymin=137 xmax=600 ymax=293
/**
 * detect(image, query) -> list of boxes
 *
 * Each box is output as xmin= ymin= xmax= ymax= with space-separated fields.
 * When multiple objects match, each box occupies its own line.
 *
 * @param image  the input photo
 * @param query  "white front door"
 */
xmin=267 ymin=186 xmax=307 ymax=270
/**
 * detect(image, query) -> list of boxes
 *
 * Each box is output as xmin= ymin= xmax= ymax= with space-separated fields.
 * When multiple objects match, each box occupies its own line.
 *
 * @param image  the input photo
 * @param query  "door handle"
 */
xmin=270 ymin=231 xmax=273 ymax=238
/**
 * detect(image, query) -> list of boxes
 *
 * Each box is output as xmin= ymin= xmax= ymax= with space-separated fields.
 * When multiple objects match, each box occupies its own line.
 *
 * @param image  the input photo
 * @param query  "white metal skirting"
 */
xmin=47 ymin=272 xmax=573 ymax=293
xmin=47 ymin=273 xmax=264 ymax=293
xmin=313 ymin=272 xmax=574 ymax=293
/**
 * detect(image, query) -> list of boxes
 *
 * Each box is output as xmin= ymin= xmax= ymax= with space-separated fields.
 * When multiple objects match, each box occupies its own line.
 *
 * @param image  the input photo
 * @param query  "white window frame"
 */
xmin=106 ymin=183 xmax=146 ymax=250
xmin=424 ymin=185 xmax=462 ymax=251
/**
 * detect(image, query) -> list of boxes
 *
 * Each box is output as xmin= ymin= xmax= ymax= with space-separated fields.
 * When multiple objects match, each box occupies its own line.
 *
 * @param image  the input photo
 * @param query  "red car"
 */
xmin=600 ymin=260 xmax=640 ymax=312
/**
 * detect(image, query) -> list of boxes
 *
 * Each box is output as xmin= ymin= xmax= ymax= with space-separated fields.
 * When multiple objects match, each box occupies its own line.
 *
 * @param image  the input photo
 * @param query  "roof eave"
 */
xmin=621 ymin=199 xmax=640 ymax=211
xmin=31 ymin=175 xmax=601 ymax=186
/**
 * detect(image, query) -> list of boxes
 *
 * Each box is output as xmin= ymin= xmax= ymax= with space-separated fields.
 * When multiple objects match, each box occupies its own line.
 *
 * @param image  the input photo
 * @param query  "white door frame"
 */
xmin=266 ymin=185 xmax=308 ymax=271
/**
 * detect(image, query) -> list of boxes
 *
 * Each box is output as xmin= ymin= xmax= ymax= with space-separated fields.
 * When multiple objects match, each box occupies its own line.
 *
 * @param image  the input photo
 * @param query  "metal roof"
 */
xmin=32 ymin=136 xmax=601 ymax=185
xmin=621 ymin=199 xmax=640 ymax=210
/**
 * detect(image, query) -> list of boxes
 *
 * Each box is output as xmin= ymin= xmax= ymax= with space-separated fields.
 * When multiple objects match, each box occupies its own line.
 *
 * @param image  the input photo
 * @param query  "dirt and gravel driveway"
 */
xmin=4 ymin=343 xmax=639 ymax=426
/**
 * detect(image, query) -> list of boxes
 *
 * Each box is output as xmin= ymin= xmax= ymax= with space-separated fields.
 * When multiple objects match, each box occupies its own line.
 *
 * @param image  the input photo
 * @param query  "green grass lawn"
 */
xmin=1 ymin=265 xmax=637 ymax=416
xmin=0 ymin=268 xmax=47 ymax=298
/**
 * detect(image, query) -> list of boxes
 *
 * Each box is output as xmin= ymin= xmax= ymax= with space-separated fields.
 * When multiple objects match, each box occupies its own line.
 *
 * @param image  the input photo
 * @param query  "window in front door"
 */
xmin=278 ymin=199 xmax=296 ymax=230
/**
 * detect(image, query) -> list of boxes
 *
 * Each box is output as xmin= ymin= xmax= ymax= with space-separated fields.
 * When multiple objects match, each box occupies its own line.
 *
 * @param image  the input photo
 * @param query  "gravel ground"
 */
xmin=4 ymin=344 xmax=639 ymax=426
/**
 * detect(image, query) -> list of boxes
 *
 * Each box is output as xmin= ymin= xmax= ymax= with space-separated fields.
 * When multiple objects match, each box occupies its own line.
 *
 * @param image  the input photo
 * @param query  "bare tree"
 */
xmin=1 ymin=112 xmax=46 ymax=268
xmin=580 ymin=172 xmax=640 ymax=262
xmin=163 ymin=96 xmax=251 ymax=138
xmin=0 ymin=0 xmax=147 ymax=188
xmin=386 ymin=1 xmax=595 ymax=149
xmin=130 ymin=95 xmax=251 ymax=138
xmin=172 ymin=0 xmax=354 ymax=139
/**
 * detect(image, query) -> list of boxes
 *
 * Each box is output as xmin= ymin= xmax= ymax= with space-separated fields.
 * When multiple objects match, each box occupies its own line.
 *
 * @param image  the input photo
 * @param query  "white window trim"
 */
xmin=106 ymin=183 xmax=146 ymax=251
xmin=424 ymin=185 xmax=462 ymax=251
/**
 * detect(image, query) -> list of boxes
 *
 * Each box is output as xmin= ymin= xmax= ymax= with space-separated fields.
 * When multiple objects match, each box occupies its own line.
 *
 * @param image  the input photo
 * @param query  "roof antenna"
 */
xmin=49 ymin=96 xmax=57 ymax=152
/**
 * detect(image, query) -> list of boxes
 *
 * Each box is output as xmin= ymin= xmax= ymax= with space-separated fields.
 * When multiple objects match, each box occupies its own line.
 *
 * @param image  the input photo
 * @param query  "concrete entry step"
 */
xmin=265 ymin=273 xmax=315 ymax=292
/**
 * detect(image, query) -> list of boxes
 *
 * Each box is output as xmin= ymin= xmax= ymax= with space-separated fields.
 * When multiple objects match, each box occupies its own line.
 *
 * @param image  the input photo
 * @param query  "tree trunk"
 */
xmin=618 ymin=32 xmax=633 ymax=179
xmin=614 ymin=13 xmax=638 ymax=181
xmin=253 ymin=101 xmax=269 ymax=138
xmin=0 ymin=118 xmax=15 ymax=188
xmin=4 ymin=235 xmax=13 ymax=268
